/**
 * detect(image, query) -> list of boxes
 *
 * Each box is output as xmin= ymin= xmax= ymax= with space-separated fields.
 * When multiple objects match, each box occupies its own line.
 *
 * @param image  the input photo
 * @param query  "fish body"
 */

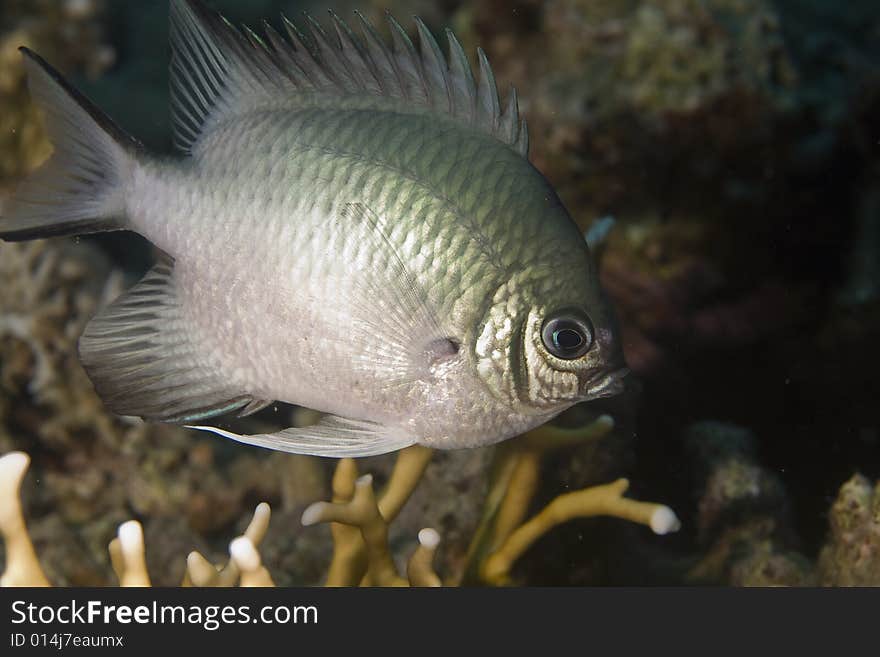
xmin=0 ymin=0 xmax=626 ymax=456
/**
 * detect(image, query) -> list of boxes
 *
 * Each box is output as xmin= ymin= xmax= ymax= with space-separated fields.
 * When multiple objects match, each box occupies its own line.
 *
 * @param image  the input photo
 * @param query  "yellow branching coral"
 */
xmin=455 ymin=415 xmax=679 ymax=585
xmin=481 ymin=478 xmax=679 ymax=585
xmin=0 ymin=452 xmax=50 ymax=586
xmin=229 ymin=536 xmax=275 ymax=587
xmin=109 ymin=521 xmax=151 ymax=587
xmin=0 ymin=450 xmax=278 ymax=588
xmin=298 ymin=416 xmax=680 ymax=586
xmin=301 ymin=458 xmax=442 ymax=587
xmin=183 ymin=502 xmax=272 ymax=587
xmin=1 ymin=414 xmax=681 ymax=587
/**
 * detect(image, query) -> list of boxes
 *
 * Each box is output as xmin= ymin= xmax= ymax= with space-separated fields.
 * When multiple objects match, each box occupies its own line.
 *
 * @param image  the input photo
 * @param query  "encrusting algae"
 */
xmin=0 ymin=418 xmax=681 ymax=587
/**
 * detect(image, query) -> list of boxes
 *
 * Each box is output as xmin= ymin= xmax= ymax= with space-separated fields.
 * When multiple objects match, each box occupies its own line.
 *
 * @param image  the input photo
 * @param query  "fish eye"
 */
xmin=541 ymin=311 xmax=594 ymax=360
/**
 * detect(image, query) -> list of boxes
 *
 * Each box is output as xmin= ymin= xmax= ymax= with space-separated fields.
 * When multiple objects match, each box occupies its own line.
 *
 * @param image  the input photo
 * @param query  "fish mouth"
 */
xmin=580 ymin=366 xmax=630 ymax=401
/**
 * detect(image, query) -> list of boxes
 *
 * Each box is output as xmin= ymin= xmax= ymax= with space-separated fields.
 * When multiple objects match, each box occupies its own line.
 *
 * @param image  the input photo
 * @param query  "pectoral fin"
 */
xmin=187 ymin=415 xmax=414 ymax=457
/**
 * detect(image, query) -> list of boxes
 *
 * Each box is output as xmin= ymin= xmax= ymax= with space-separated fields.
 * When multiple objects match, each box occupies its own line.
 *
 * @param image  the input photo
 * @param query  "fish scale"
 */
xmin=0 ymin=0 xmax=626 ymax=457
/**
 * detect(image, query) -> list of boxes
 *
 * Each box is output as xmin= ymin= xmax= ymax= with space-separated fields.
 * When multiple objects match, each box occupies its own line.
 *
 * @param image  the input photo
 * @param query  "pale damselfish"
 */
xmin=0 ymin=0 xmax=628 ymax=456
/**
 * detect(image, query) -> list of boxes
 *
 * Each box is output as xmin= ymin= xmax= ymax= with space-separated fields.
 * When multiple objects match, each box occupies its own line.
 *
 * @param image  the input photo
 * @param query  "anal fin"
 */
xmin=187 ymin=415 xmax=414 ymax=458
xmin=79 ymin=258 xmax=259 ymax=423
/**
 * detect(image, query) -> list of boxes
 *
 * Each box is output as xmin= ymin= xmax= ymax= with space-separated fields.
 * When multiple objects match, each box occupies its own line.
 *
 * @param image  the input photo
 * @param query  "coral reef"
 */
xmin=1 ymin=0 xmax=878 ymax=588
xmin=0 ymin=0 xmax=113 ymax=185
xmin=1 ymin=236 xmax=677 ymax=587
xmin=448 ymin=0 xmax=798 ymax=213
xmin=1 ymin=429 xmax=680 ymax=586
xmin=818 ymin=474 xmax=880 ymax=586
xmin=686 ymin=421 xmax=880 ymax=586
xmin=0 ymin=237 xmax=331 ymax=586
xmin=685 ymin=421 xmax=813 ymax=586
xmin=0 ymin=450 xmax=279 ymax=587
xmin=0 ymin=239 xmax=119 ymax=452
xmin=7 ymin=419 xmax=877 ymax=588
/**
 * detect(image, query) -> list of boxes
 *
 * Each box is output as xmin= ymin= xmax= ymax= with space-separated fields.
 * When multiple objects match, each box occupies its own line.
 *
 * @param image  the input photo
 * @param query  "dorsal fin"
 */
xmin=169 ymin=0 xmax=528 ymax=158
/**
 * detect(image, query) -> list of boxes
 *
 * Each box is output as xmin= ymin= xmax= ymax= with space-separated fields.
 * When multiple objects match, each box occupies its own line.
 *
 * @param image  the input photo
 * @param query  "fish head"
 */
xmin=473 ymin=232 xmax=627 ymax=418
xmin=521 ymin=296 xmax=627 ymax=407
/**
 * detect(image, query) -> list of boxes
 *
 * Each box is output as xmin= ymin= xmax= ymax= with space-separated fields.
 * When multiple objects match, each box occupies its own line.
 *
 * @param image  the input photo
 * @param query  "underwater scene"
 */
xmin=0 ymin=0 xmax=878 ymax=588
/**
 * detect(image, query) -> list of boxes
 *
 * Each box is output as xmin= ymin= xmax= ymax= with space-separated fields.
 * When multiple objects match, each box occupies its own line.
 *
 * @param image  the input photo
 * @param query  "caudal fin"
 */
xmin=0 ymin=48 xmax=140 ymax=242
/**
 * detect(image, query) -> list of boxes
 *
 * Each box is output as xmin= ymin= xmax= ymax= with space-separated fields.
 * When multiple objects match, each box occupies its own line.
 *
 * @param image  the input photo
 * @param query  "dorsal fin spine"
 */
xmin=515 ymin=119 xmax=529 ymax=158
xmin=282 ymin=15 xmax=326 ymax=88
xmin=446 ymin=29 xmax=477 ymax=123
xmin=386 ymin=13 xmax=426 ymax=104
xmin=500 ymin=86 xmax=520 ymax=145
xmin=415 ymin=18 xmax=451 ymax=113
xmin=476 ymin=48 xmax=498 ymax=128
xmin=331 ymin=11 xmax=378 ymax=93
xmin=168 ymin=0 xmax=528 ymax=158
xmin=355 ymin=11 xmax=401 ymax=97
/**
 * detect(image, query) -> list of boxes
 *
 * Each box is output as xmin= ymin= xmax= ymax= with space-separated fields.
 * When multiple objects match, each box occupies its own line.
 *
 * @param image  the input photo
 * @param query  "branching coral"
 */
xmin=0 ymin=450 xmax=279 ymax=588
xmin=7 ymin=428 xmax=879 ymax=587
xmin=459 ymin=417 xmax=679 ymax=585
xmin=481 ymin=479 xmax=679 ymax=585
xmin=302 ymin=466 xmax=442 ymax=587
xmin=297 ymin=417 xmax=679 ymax=587
xmin=0 ymin=452 xmax=49 ymax=586
xmin=1 ymin=417 xmax=681 ymax=587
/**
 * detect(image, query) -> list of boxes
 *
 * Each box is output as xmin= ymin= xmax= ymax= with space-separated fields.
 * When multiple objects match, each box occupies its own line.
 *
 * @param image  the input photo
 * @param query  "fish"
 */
xmin=0 ymin=0 xmax=628 ymax=457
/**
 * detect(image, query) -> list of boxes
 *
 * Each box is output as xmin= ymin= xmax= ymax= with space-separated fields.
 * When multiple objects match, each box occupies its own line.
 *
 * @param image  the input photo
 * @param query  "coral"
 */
xmin=10 ymin=425 xmax=877 ymax=588
xmin=0 ymin=239 xmax=123 ymax=452
xmin=1 ymin=416 xmax=681 ymax=587
xmin=301 ymin=425 xmax=679 ymax=587
xmin=456 ymin=416 xmax=677 ymax=585
xmin=817 ymin=474 xmax=880 ymax=586
xmin=479 ymin=478 xmax=678 ymax=585
xmin=449 ymin=0 xmax=797 ymax=213
xmin=0 ymin=236 xmax=333 ymax=587
xmin=0 ymin=0 xmax=113 ymax=186
xmin=684 ymin=421 xmax=812 ymax=586
xmin=0 ymin=236 xmax=677 ymax=587
xmin=0 ymin=450 xmax=279 ymax=587
xmin=301 ymin=461 xmax=442 ymax=587
xmin=0 ymin=452 xmax=49 ymax=586
xmin=684 ymin=421 xmax=880 ymax=586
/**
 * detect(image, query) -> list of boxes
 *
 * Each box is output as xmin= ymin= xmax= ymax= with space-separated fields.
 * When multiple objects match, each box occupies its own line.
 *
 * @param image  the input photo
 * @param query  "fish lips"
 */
xmin=580 ymin=366 xmax=630 ymax=401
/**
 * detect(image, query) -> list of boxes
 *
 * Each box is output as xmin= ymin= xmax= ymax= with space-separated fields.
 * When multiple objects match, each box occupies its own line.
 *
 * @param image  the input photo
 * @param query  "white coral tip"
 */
xmin=650 ymin=506 xmax=681 ymax=535
xmin=118 ymin=520 xmax=144 ymax=552
xmin=230 ymin=536 xmax=260 ymax=572
xmin=300 ymin=502 xmax=327 ymax=527
xmin=418 ymin=528 xmax=441 ymax=549
xmin=254 ymin=502 xmax=271 ymax=521
xmin=0 ymin=451 xmax=29 ymax=485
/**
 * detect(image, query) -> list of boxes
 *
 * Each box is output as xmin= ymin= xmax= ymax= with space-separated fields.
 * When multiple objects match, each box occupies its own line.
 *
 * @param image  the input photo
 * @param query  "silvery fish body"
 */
xmin=0 ymin=0 xmax=626 ymax=457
